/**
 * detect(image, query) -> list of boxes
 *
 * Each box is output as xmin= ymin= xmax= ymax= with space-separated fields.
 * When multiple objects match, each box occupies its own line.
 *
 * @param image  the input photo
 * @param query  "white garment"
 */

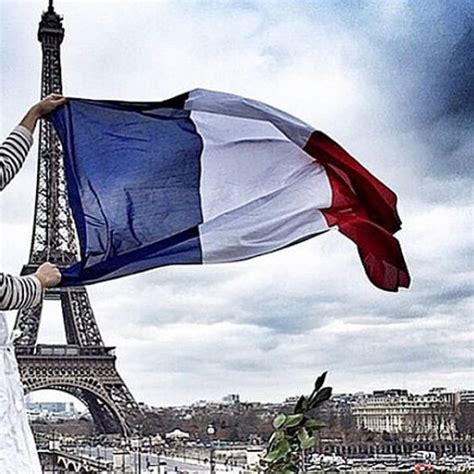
xmin=0 ymin=313 xmax=42 ymax=473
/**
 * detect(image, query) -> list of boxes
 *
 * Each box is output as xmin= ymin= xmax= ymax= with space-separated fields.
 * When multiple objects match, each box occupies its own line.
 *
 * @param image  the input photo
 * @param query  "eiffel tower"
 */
xmin=13 ymin=0 xmax=142 ymax=435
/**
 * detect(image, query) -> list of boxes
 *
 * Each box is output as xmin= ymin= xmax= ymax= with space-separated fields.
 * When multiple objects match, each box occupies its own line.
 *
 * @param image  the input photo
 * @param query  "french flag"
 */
xmin=51 ymin=89 xmax=410 ymax=291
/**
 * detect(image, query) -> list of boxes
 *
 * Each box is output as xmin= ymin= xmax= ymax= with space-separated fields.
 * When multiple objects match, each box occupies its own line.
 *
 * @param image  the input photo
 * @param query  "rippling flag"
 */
xmin=50 ymin=89 xmax=410 ymax=291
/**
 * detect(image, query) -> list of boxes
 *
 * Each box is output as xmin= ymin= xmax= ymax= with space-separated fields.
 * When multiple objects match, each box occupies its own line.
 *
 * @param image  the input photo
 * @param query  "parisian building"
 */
xmin=352 ymin=388 xmax=458 ymax=439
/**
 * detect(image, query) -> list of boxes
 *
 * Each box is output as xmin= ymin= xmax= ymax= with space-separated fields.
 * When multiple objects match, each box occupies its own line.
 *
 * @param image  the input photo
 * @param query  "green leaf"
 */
xmin=282 ymin=413 xmax=304 ymax=428
xmin=305 ymin=419 xmax=326 ymax=431
xmin=269 ymin=428 xmax=285 ymax=441
xmin=294 ymin=395 xmax=306 ymax=414
xmin=263 ymin=439 xmax=291 ymax=464
xmin=272 ymin=414 xmax=287 ymax=429
xmin=314 ymin=371 xmax=327 ymax=392
xmin=297 ymin=427 xmax=310 ymax=443
xmin=309 ymin=387 xmax=332 ymax=409
xmin=298 ymin=427 xmax=317 ymax=450
xmin=277 ymin=439 xmax=291 ymax=456
xmin=262 ymin=449 xmax=281 ymax=463
xmin=301 ymin=436 xmax=316 ymax=450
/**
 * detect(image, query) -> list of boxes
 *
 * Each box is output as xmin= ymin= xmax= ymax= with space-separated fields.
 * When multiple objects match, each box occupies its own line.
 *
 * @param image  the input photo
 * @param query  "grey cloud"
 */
xmin=1 ymin=1 xmax=472 ymax=406
xmin=367 ymin=2 xmax=473 ymax=180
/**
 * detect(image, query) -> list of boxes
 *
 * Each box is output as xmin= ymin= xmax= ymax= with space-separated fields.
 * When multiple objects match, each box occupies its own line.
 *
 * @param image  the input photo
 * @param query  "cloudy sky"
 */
xmin=0 ymin=0 xmax=472 ymax=408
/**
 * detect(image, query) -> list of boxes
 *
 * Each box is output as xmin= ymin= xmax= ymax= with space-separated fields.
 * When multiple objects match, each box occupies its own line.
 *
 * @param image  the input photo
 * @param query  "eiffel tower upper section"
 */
xmin=14 ymin=0 xmax=105 ymax=349
xmin=11 ymin=3 xmax=143 ymax=434
xmin=27 ymin=0 xmax=78 ymax=271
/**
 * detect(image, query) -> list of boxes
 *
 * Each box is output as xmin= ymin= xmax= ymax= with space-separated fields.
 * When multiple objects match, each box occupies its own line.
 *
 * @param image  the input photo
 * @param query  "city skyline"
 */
xmin=1 ymin=0 xmax=472 ymax=408
xmin=30 ymin=384 xmax=474 ymax=413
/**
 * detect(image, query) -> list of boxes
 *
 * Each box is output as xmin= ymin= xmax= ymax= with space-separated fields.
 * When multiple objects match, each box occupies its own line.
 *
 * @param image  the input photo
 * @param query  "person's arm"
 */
xmin=0 ymin=94 xmax=66 ymax=306
xmin=0 ymin=126 xmax=33 ymax=192
xmin=0 ymin=94 xmax=67 ymax=192
xmin=0 ymin=263 xmax=62 ymax=311
xmin=0 ymin=273 xmax=42 ymax=310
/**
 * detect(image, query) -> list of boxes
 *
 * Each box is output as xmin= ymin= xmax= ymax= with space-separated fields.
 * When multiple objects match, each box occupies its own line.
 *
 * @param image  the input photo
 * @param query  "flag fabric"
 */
xmin=50 ymin=89 xmax=410 ymax=291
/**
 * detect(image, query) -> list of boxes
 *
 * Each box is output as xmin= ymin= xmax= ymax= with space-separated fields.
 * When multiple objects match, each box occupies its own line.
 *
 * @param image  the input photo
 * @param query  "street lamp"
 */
xmin=50 ymin=430 xmax=56 ymax=474
xmin=119 ymin=438 xmax=129 ymax=474
xmin=207 ymin=423 xmax=216 ymax=474
xmin=131 ymin=434 xmax=145 ymax=474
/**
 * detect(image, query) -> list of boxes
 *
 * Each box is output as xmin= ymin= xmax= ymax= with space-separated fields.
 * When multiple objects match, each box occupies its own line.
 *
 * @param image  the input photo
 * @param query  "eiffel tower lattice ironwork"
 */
xmin=13 ymin=0 xmax=142 ymax=435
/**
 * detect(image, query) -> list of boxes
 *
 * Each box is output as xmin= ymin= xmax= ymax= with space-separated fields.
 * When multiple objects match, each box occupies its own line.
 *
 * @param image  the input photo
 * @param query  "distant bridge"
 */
xmin=38 ymin=449 xmax=110 ymax=473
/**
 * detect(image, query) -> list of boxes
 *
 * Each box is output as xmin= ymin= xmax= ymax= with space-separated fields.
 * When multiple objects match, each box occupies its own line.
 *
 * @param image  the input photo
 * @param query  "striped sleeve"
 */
xmin=0 ymin=273 xmax=43 ymax=311
xmin=0 ymin=125 xmax=40 ymax=310
xmin=0 ymin=125 xmax=34 ymax=191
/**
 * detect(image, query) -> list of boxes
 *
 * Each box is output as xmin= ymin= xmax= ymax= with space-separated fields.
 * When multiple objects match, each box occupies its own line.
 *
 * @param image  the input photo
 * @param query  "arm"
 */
xmin=0 ymin=273 xmax=42 ymax=311
xmin=0 ymin=126 xmax=33 ymax=192
xmin=0 ymin=93 xmax=67 ymax=192
xmin=0 ymin=263 xmax=62 ymax=311
xmin=0 ymin=95 xmax=66 ymax=307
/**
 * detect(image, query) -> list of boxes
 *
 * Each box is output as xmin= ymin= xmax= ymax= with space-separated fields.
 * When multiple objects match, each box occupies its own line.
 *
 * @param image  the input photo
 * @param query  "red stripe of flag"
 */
xmin=304 ymin=131 xmax=410 ymax=292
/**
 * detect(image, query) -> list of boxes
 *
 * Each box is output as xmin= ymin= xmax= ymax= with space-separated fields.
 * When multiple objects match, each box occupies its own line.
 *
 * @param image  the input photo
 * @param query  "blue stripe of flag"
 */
xmin=51 ymin=98 xmax=205 ymax=285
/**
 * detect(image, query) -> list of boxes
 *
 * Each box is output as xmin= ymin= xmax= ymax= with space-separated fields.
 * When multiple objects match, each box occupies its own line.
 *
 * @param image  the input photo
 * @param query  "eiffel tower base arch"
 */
xmin=18 ymin=352 xmax=143 ymax=436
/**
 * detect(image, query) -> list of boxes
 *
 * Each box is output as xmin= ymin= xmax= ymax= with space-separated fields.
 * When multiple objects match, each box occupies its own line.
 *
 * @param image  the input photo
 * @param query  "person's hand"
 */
xmin=34 ymin=262 xmax=62 ymax=288
xmin=20 ymin=93 xmax=67 ymax=133
xmin=30 ymin=93 xmax=67 ymax=118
